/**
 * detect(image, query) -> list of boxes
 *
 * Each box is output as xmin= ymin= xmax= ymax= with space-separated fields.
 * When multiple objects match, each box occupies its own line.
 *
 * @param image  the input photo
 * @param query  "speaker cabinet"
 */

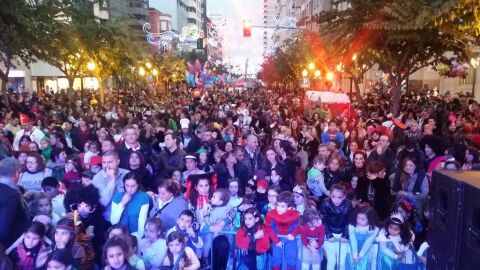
xmin=429 ymin=170 xmax=480 ymax=270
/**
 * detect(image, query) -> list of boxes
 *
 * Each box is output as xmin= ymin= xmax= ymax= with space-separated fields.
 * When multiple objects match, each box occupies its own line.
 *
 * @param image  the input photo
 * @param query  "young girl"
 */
xmin=227 ymin=178 xmax=243 ymax=209
xmin=262 ymin=186 xmax=281 ymax=216
xmin=236 ymin=207 xmax=270 ymax=270
xmin=376 ymin=213 xmax=415 ymax=270
xmin=163 ymin=231 xmax=201 ymax=270
xmin=299 ymin=209 xmax=325 ymax=270
xmin=8 ymin=221 xmax=50 ymax=270
xmin=53 ymin=217 xmax=87 ymax=269
xmin=347 ymin=206 xmax=379 ymax=270
xmin=34 ymin=193 xmax=61 ymax=225
xmin=196 ymin=148 xmax=214 ymax=173
xmin=103 ymin=237 xmax=135 ymax=270
xmin=83 ymin=140 xmax=100 ymax=168
xmin=293 ymin=185 xmax=311 ymax=214
xmin=138 ymin=217 xmax=167 ymax=269
xmin=128 ymin=235 xmax=145 ymax=270
xmin=269 ymin=167 xmax=292 ymax=192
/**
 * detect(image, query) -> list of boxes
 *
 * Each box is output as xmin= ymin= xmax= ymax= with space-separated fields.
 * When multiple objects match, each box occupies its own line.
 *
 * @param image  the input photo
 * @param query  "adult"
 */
xmin=277 ymin=140 xmax=297 ymax=186
xmin=157 ymin=133 xmax=186 ymax=178
xmin=0 ymin=158 xmax=31 ymax=248
xmin=47 ymin=147 xmax=67 ymax=182
xmin=368 ymin=134 xmax=395 ymax=175
xmin=421 ymin=135 xmax=445 ymax=179
xmin=70 ymin=117 xmax=96 ymax=153
xmin=261 ymin=147 xmax=287 ymax=176
xmin=148 ymin=179 xmax=188 ymax=232
xmin=215 ymin=151 xmax=246 ymax=189
xmin=117 ymin=125 xmax=151 ymax=170
xmin=241 ymin=134 xmax=264 ymax=179
xmin=185 ymin=124 xmax=206 ymax=154
xmin=127 ymin=151 xmax=154 ymax=190
xmin=12 ymin=113 xmax=45 ymax=151
xmin=110 ymin=172 xmax=150 ymax=240
xmin=182 ymin=155 xmax=204 ymax=185
xmin=393 ymin=157 xmax=429 ymax=214
xmin=18 ymin=152 xmax=52 ymax=193
xmin=366 ymin=161 xmax=391 ymax=221
xmin=91 ymin=151 xmax=129 ymax=219
xmin=100 ymin=138 xmax=116 ymax=154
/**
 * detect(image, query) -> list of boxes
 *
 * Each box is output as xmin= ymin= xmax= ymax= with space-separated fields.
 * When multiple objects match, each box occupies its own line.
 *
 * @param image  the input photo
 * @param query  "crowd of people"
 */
xmin=0 ymin=86 xmax=479 ymax=270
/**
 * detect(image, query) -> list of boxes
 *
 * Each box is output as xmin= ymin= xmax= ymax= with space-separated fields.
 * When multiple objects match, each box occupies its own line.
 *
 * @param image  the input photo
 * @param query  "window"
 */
xmin=459 ymin=67 xmax=475 ymax=85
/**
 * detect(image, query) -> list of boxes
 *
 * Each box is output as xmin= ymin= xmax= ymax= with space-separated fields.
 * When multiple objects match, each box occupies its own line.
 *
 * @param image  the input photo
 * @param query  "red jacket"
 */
xmin=236 ymin=224 xmax=270 ymax=253
xmin=299 ymin=225 xmax=325 ymax=248
xmin=265 ymin=208 xmax=300 ymax=244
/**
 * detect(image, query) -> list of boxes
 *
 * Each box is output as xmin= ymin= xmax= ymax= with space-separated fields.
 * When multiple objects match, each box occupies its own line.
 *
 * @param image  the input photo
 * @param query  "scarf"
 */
xmin=242 ymin=224 xmax=259 ymax=270
xmin=17 ymin=242 xmax=45 ymax=270
xmin=197 ymin=194 xmax=210 ymax=210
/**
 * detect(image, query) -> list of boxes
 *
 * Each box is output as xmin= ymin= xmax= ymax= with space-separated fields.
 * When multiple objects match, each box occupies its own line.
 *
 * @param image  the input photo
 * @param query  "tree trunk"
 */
xmin=67 ymin=77 xmax=75 ymax=91
xmin=390 ymin=76 xmax=403 ymax=116
xmin=353 ymin=77 xmax=362 ymax=102
xmin=0 ymin=69 xmax=11 ymax=109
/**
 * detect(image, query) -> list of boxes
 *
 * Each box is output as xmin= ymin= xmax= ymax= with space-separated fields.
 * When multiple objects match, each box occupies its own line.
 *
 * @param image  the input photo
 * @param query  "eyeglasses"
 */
xmin=26 ymin=161 xmax=38 ymax=165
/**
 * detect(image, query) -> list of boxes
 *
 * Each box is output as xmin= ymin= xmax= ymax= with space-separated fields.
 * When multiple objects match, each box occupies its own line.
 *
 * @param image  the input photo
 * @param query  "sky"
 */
xmin=206 ymin=0 xmax=264 ymax=75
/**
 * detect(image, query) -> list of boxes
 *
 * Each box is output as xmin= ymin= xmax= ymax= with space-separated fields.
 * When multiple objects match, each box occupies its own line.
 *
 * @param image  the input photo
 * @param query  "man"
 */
xmin=117 ymin=125 xmax=151 ymax=169
xmin=12 ymin=113 xmax=45 ymax=151
xmin=368 ymin=134 xmax=396 ymax=175
xmin=0 ymin=157 xmax=31 ymax=248
xmin=92 ymin=151 xmax=129 ymax=219
xmin=5 ymin=114 xmax=20 ymax=136
xmin=181 ymin=155 xmax=204 ymax=185
xmin=157 ymin=133 xmax=187 ymax=178
xmin=101 ymin=138 xmax=117 ymax=154
xmin=241 ymin=134 xmax=264 ymax=179
xmin=321 ymin=121 xmax=345 ymax=149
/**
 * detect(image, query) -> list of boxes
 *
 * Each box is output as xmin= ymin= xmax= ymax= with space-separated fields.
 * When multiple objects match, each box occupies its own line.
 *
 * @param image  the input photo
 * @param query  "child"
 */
xmin=269 ymin=167 xmax=292 ymax=192
xmin=162 ymin=231 xmax=201 ymax=270
xmin=265 ymin=191 xmax=300 ymax=270
xmin=234 ymin=194 xmax=256 ymax=229
xmin=307 ymin=156 xmax=328 ymax=197
xmin=299 ymin=209 xmax=325 ymax=270
xmin=254 ymin=179 xmax=268 ymax=213
xmin=53 ymin=217 xmax=87 ymax=269
xmin=200 ymin=188 xmax=234 ymax=230
xmin=41 ymin=176 xmax=65 ymax=220
xmin=8 ymin=221 xmax=50 ymax=270
xmin=128 ymin=235 xmax=145 ymax=270
xmin=320 ymin=184 xmax=352 ymax=270
xmin=45 ymin=249 xmax=75 ymax=270
xmin=236 ymin=207 xmax=270 ymax=270
xmin=262 ymin=186 xmax=281 ymax=216
xmin=293 ymin=185 xmax=311 ymax=214
xmin=80 ymin=171 xmax=94 ymax=187
xmin=103 ymin=237 xmax=135 ymax=270
xmin=376 ymin=213 xmax=415 ymax=270
xmin=166 ymin=210 xmax=204 ymax=252
xmin=35 ymin=193 xmax=62 ymax=225
xmin=138 ymin=217 xmax=167 ymax=269
xmin=83 ymin=140 xmax=100 ymax=167
xmin=347 ymin=206 xmax=379 ymax=270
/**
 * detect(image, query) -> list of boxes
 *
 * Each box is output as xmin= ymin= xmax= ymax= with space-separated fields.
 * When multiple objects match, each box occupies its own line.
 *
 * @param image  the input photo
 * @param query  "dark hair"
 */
xmin=279 ymin=140 xmax=294 ymax=157
xmin=54 ymin=218 xmax=76 ymax=250
xmin=145 ymin=217 xmax=163 ymax=237
xmin=367 ymin=161 xmax=386 ymax=175
xmin=213 ymin=188 xmax=230 ymax=206
xmin=228 ymin=178 xmax=244 ymax=196
xmin=331 ymin=139 xmax=341 ymax=150
xmin=330 ymin=183 xmax=347 ymax=195
xmin=165 ymin=231 xmax=190 ymax=267
xmin=277 ymin=191 xmax=293 ymax=206
xmin=66 ymin=154 xmax=82 ymax=173
xmin=41 ymin=176 xmax=60 ymax=189
xmin=178 ymin=210 xmax=195 ymax=221
xmin=26 ymin=221 xmax=46 ymax=239
xmin=240 ymin=207 xmax=263 ymax=229
xmin=50 ymin=147 xmax=65 ymax=163
xmin=46 ymin=250 xmax=74 ymax=268
xmin=165 ymin=133 xmax=178 ymax=143
xmin=123 ymin=172 xmax=142 ymax=189
xmin=302 ymin=208 xmax=321 ymax=225
xmin=128 ymin=151 xmax=147 ymax=171
xmin=189 ymin=176 xmax=214 ymax=209
xmin=103 ymin=237 xmax=131 ymax=267
xmin=157 ymin=179 xmax=181 ymax=197
xmin=350 ymin=206 xmax=378 ymax=230
xmin=26 ymin=152 xmax=46 ymax=172
xmin=384 ymin=216 xmax=412 ymax=245
xmin=271 ymin=166 xmax=287 ymax=181
xmin=106 ymin=224 xmax=130 ymax=238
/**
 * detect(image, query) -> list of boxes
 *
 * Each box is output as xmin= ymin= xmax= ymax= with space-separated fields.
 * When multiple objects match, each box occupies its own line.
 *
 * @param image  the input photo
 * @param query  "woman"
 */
xmin=127 ymin=151 xmax=154 ymax=190
xmin=303 ymin=126 xmax=320 ymax=161
xmin=18 ymin=152 xmax=52 ymax=193
xmin=462 ymin=147 xmax=479 ymax=170
xmin=366 ymin=161 xmax=391 ymax=221
xmin=19 ymin=135 xmax=32 ymax=150
xmin=277 ymin=140 xmax=297 ymax=186
xmin=196 ymin=148 xmax=214 ymax=173
xmin=62 ymin=155 xmax=83 ymax=191
xmin=148 ymin=179 xmax=188 ymax=232
xmin=393 ymin=157 xmax=429 ymax=215
xmin=111 ymin=172 xmax=150 ymax=240
xmin=346 ymin=151 xmax=369 ymax=202
xmin=215 ymin=151 xmax=243 ymax=189
xmin=262 ymin=147 xmax=287 ymax=177
xmin=50 ymin=131 xmax=74 ymax=155
xmin=15 ymin=150 xmax=29 ymax=172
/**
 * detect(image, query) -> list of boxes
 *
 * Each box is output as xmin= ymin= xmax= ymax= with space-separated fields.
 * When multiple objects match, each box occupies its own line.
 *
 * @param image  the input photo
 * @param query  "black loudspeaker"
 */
xmin=429 ymin=170 xmax=480 ymax=270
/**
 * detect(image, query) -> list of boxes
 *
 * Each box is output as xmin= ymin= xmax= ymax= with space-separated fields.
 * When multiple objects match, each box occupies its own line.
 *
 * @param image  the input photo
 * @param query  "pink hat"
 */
xmin=257 ymin=179 xmax=268 ymax=190
xmin=89 ymin=155 xmax=102 ymax=166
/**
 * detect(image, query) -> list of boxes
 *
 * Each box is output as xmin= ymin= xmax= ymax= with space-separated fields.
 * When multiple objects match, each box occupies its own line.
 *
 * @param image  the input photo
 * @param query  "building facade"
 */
xmin=148 ymin=8 xmax=173 ymax=55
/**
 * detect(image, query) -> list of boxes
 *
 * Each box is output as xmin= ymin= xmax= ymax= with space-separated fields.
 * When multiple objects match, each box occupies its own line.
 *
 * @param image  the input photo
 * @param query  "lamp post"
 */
xmin=152 ymin=68 xmax=158 ymax=96
xmin=471 ymin=57 xmax=479 ymax=97
xmin=86 ymin=61 xmax=100 ymax=101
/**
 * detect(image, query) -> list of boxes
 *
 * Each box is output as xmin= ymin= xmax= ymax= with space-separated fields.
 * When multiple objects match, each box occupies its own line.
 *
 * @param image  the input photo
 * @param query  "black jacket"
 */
xmin=117 ymin=142 xmax=152 ymax=169
xmin=320 ymin=198 xmax=352 ymax=239
xmin=0 ymin=183 xmax=31 ymax=248
xmin=156 ymin=147 xmax=187 ymax=177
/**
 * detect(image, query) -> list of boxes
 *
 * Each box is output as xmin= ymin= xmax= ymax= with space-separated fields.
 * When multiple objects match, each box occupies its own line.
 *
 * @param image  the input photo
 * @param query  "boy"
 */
xmin=41 ymin=176 xmax=65 ymax=219
xmin=166 ymin=210 xmax=203 ymax=252
xmin=307 ymin=156 xmax=328 ymax=197
xmin=266 ymin=191 xmax=300 ymax=270
xmin=320 ymin=184 xmax=352 ymax=270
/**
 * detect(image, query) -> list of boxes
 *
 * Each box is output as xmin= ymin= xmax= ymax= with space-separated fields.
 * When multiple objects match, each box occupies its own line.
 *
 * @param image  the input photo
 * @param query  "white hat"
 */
xmin=180 ymin=118 xmax=190 ymax=129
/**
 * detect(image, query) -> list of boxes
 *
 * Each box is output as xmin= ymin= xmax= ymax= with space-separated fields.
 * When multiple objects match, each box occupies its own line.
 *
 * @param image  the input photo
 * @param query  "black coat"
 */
xmin=0 ymin=183 xmax=31 ymax=248
xmin=117 ymin=142 xmax=152 ymax=170
xmin=320 ymin=198 xmax=352 ymax=239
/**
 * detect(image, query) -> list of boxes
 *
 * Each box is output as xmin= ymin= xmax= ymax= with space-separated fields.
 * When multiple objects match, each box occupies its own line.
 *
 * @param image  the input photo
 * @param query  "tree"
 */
xmin=316 ymin=0 xmax=479 ymax=115
xmin=0 ymin=0 xmax=66 ymax=95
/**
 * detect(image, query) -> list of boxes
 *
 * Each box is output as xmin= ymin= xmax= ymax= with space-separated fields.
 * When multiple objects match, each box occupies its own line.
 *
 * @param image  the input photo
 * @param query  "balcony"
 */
xmin=187 ymin=0 xmax=197 ymax=8
xmin=187 ymin=10 xmax=198 ymax=19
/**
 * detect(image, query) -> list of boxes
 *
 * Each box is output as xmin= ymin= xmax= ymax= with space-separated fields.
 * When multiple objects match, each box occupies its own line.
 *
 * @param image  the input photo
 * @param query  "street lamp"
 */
xmin=470 ymin=57 xmax=479 ymax=97
xmin=152 ymin=69 xmax=158 ymax=76
xmin=302 ymin=69 xmax=309 ymax=77
xmin=138 ymin=67 xmax=146 ymax=76
xmin=326 ymin=71 xmax=335 ymax=81
xmin=87 ymin=61 xmax=96 ymax=72
xmin=308 ymin=62 xmax=315 ymax=70
xmin=352 ymin=53 xmax=357 ymax=61
xmin=314 ymin=70 xmax=321 ymax=78
xmin=146 ymin=62 xmax=152 ymax=69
